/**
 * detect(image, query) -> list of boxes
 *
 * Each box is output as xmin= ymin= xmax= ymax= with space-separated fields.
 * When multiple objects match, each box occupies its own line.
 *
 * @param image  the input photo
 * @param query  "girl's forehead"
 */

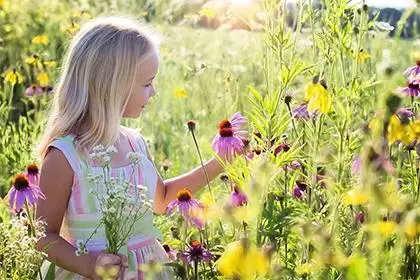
xmin=137 ymin=51 xmax=159 ymax=81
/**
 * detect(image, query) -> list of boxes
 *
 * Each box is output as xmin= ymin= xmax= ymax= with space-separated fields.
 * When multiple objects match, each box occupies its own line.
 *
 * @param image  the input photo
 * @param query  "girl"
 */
xmin=36 ymin=16 xmax=225 ymax=279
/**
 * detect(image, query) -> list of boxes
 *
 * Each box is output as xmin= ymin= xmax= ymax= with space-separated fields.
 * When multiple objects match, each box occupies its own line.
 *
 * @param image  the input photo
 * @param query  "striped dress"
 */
xmin=41 ymin=127 xmax=172 ymax=279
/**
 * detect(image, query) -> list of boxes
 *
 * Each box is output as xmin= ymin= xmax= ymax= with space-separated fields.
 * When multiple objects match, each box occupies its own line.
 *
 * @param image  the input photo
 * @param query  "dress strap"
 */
xmin=48 ymin=135 xmax=83 ymax=174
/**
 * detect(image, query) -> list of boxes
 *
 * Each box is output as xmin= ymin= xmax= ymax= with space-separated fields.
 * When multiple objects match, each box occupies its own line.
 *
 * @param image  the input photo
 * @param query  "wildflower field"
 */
xmin=1 ymin=0 xmax=420 ymax=279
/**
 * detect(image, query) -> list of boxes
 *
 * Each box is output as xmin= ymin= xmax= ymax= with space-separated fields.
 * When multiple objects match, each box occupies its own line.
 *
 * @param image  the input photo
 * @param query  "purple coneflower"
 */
xmin=25 ymin=164 xmax=40 ymax=185
xmin=166 ymin=188 xmax=203 ymax=228
xmin=403 ymin=61 xmax=420 ymax=77
xmin=24 ymin=85 xmax=43 ymax=96
xmin=212 ymin=119 xmax=245 ymax=158
xmin=230 ymin=186 xmax=248 ymax=207
xmin=181 ymin=241 xmax=212 ymax=265
xmin=292 ymin=103 xmax=318 ymax=121
xmin=399 ymin=79 xmax=420 ymax=97
xmin=397 ymin=107 xmax=414 ymax=119
xmin=230 ymin=112 xmax=247 ymax=131
xmin=6 ymin=174 xmax=46 ymax=211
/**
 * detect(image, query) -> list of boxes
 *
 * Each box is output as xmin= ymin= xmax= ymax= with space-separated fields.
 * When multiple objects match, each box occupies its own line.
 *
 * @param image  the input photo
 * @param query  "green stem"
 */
xmin=190 ymin=129 xmax=212 ymax=196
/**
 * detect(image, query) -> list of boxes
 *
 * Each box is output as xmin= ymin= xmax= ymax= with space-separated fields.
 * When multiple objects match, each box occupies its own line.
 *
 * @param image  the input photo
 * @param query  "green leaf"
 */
xmin=44 ymin=262 xmax=56 ymax=280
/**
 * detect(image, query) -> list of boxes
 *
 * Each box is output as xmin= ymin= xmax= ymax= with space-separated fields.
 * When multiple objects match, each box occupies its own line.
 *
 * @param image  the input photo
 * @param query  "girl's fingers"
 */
xmin=116 ymin=253 xmax=129 ymax=267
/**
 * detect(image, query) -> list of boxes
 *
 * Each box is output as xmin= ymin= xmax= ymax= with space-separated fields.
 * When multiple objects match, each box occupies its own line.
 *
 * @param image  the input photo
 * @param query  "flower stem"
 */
xmin=24 ymin=201 xmax=35 ymax=237
xmin=194 ymin=261 xmax=198 ymax=280
xmin=189 ymin=129 xmax=213 ymax=196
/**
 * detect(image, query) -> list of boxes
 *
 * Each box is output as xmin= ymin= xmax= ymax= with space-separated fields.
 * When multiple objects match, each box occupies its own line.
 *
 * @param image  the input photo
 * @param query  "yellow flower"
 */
xmin=65 ymin=22 xmax=81 ymax=35
xmin=43 ymin=60 xmax=57 ymax=68
xmin=217 ymin=240 xmax=269 ymax=279
xmin=405 ymin=222 xmax=417 ymax=240
xmin=25 ymin=54 xmax=43 ymax=69
xmin=376 ymin=221 xmax=397 ymax=237
xmin=36 ymin=72 xmax=49 ymax=86
xmin=387 ymin=114 xmax=405 ymax=144
xmin=173 ymin=87 xmax=188 ymax=98
xmin=199 ymin=8 xmax=216 ymax=19
xmin=404 ymin=119 xmax=420 ymax=144
xmin=342 ymin=189 xmax=368 ymax=205
xmin=305 ymin=80 xmax=331 ymax=114
xmin=357 ymin=49 xmax=370 ymax=63
xmin=3 ymin=69 xmax=23 ymax=86
xmin=32 ymin=35 xmax=49 ymax=45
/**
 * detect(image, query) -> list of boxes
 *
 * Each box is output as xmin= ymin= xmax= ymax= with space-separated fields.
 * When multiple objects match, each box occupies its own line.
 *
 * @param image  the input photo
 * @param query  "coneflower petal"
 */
xmin=8 ymin=188 xmax=17 ymax=209
xmin=166 ymin=200 xmax=179 ymax=214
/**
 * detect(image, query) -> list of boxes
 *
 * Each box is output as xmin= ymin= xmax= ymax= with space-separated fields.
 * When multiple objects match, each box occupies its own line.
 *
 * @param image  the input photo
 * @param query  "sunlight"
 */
xmin=229 ymin=0 xmax=252 ymax=5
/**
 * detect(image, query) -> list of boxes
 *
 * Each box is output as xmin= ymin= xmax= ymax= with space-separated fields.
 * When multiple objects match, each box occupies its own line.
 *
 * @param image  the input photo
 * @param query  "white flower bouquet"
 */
xmin=78 ymin=145 xmax=152 ymax=255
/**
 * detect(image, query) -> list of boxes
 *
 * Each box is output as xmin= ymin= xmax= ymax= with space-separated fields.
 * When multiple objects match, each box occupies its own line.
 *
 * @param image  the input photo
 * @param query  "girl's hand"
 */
xmin=89 ymin=252 xmax=128 ymax=280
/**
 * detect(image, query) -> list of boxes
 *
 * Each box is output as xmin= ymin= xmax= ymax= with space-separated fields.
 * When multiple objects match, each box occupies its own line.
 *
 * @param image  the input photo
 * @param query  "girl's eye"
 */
xmin=144 ymin=84 xmax=152 ymax=88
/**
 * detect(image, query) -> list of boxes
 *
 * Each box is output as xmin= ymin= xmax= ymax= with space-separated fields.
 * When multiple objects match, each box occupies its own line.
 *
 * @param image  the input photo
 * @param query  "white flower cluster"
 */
xmin=88 ymin=144 xmax=117 ymax=167
xmin=0 ymin=217 xmax=47 ymax=278
xmin=127 ymin=151 xmax=141 ymax=165
xmin=82 ymin=145 xmax=153 ymax=254
xmin=75 ymin=239 xmax=88 ymax=256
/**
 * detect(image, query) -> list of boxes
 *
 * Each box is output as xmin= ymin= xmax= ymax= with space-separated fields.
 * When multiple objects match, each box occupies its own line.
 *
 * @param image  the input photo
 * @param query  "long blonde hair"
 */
xmin=38 ymin=16 xmax=158 ymax=160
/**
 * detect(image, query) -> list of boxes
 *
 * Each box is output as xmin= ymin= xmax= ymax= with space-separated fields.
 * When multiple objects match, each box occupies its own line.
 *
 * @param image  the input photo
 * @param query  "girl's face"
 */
xmin=123 ymin=50 xmax=159 ymax=118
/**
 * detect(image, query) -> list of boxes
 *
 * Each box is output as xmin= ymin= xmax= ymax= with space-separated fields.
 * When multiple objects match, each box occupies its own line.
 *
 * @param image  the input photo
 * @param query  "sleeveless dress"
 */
xmin=41 ymin=127 xmax=172 ymax=280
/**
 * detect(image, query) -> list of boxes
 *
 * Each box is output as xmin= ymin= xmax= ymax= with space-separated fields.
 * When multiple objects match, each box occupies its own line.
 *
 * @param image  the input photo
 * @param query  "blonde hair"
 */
xmin=38 ymin=16 xmax=158 ymax=160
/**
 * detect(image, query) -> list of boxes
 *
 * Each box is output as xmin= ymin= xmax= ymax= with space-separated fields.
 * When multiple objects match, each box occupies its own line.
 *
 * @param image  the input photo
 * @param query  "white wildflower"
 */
xmin=106 ymin=145 xmax=117 ymax=155
xmin=127 ymin=152 xmax=141 ymax=165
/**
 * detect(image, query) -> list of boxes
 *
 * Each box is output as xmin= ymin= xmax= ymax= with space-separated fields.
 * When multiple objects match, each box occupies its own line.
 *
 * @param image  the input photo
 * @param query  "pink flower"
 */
xmin=399 ymin=79 xmax=420 ymax=97
xmin=25 ymin=164 xmax=40 ymax=185
xmin=181 ymin=241 xmax=212 ymax=265
xmin=230 ymin=112 xmax=247 ymax=131
xmin=6 ymin=174 xmax=46 ymax=211
xmin=230 ymin=186 xmax=248 ymax=207
xmin=24 ymin=85 xmax=43 ymax=96
xmin=212 ymin=115 xmax=246 ymax=158
xmin=403 ymin=61 xmax=420 ymax=77
xmin=166 ymin=188 xmax=203 ymax=229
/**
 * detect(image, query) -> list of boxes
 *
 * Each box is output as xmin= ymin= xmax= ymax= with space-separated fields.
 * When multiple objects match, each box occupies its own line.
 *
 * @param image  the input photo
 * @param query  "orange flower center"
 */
xmin=191 ymin=241 xmax=201 ymax=247
xmin=13 ymin=174 xmax=30 ymax=190
xmin=218 ymin=119 xmax=232 ymax=129
xmin=416 ymin=60 xmax=420 ymax=67
xmin=177 ymin=188 xmax=192 ymax=201
xmin=27 ymin=164 xmax=39 ymax=175
xmin=219 ymin=127 xmax=234 ymax=137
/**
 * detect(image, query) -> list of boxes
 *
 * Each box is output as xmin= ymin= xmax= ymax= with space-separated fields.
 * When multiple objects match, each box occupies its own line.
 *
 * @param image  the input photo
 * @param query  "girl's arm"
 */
xmin=145 ymin=146 xmax=224 ymax=214
xmin=36 ymin=148 xmax=97 ymax=278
